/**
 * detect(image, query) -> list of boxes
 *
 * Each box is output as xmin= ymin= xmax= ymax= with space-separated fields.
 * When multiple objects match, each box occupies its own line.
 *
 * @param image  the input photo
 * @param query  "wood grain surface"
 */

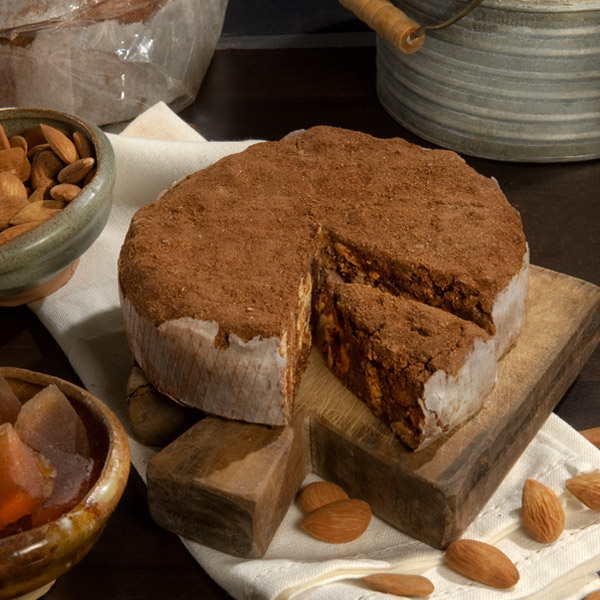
xmin=147 ymin=265 xmax=600 ymax=557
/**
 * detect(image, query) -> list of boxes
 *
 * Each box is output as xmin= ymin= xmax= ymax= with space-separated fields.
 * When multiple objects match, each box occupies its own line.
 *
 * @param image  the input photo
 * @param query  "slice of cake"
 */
xmin=315 ymin=281 xmax=497 ymax=450
xmin=118 ymin=126 xmax=528 ymax=444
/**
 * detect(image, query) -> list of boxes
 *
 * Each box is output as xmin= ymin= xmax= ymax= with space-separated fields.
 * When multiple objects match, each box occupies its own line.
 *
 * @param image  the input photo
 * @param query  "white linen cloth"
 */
xmin=29 ymin=102 xmax=600 ymax=600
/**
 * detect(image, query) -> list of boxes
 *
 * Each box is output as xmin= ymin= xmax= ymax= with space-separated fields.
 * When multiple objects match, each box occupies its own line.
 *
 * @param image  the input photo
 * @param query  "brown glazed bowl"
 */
xmin=0 ymin=367 xmax=130 ymax=600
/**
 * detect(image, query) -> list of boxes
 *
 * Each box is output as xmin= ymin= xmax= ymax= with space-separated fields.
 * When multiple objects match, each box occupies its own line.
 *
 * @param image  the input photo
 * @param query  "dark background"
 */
xmin=221 ymin=0 xmax=367 ymax=37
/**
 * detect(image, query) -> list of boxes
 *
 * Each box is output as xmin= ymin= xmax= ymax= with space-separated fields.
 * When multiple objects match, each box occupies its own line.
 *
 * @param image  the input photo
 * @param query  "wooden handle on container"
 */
xmin=340 ymin=0 xmax=424 ymax=53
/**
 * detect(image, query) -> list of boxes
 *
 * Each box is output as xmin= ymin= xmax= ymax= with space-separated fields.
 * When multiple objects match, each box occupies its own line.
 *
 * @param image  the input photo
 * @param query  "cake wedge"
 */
xmin=315 ymin=281 xmax=498 ymax=449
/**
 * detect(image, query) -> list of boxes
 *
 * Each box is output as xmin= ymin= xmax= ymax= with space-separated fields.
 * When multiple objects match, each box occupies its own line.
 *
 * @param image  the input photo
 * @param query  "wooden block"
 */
xmin=146 ymin=266 xmax=600 ymax=557
xmin=148 ymin=415 xmax=309 ymax=557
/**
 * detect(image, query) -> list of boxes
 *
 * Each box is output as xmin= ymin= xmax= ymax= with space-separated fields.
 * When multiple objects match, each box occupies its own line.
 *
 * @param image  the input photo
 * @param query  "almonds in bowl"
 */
xmin=0 ymin=108 xmax=115 ymax=306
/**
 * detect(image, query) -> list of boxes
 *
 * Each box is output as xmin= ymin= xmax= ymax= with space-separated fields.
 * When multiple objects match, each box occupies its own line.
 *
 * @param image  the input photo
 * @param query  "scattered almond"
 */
xmin=299 ymin=481 xmax=349 ymax=514
xmin=521 ymin=478 xmax=565 ymax=543
xmin=50 ymin=183 xmax=81 ymax=202
xmin=580 ymin=427 xmax=600 ymax=449
xmin=584 ymin=591 xmax=600 ymax=600
xmin=301 ymin=498 xmax=371 ymax=543
xmin=362 ymin=573 xmax=434 ymax=597
xmin=445 ymin=539 xmax=519 ymax=589
xmin=0 ymin=172 xmax=27 ymax=198
xmin=40 ymin=124 xmax=78 ymax=164
xmin=566 ymin=472 xmax=600 ymax=510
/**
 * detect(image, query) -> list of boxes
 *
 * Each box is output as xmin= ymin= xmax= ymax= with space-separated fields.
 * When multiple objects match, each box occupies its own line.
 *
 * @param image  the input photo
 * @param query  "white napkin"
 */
xmin=30 ymin=102 xmax=600 ymax=600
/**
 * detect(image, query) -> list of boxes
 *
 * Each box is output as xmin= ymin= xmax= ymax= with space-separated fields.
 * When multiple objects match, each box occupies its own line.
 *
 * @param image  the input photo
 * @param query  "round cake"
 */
xmin=118 ymin=126 xmax=529 ymax=448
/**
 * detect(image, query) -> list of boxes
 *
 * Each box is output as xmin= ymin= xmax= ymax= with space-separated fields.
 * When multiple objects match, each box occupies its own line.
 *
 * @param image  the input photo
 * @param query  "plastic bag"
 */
xmin=0 ymin=0 xmax=228 ymax=125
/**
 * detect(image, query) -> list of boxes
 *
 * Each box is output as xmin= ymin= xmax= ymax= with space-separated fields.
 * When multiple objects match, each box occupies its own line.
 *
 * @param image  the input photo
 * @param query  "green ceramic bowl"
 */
xmin=0 ymin=108 xmax=115 ymax=306
xmin=0 ymin=367 xmax=130 ymax=600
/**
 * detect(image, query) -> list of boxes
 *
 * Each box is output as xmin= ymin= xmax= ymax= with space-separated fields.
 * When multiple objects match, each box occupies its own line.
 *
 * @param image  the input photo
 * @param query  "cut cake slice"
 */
xmin=315 ymin=282 xmax=498 ymax=450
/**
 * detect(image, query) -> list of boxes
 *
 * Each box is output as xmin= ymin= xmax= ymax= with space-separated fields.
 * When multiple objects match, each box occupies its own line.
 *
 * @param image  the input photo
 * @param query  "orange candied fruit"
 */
xmin=0 ymin=374 xmax=96 ymax=534
xmin=0 ymin=423 xmax=54 ymax=530
xmin=14 ymin=384 xmax=90 ymax=458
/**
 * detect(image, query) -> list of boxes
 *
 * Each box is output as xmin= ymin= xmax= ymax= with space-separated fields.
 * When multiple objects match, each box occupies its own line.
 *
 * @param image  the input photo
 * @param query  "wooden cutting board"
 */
xmin=146 ymin=266 xmax=600 ymax=558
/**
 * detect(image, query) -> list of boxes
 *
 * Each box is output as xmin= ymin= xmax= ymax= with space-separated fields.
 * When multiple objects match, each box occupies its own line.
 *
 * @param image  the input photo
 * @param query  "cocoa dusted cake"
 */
xmin=315 ymin=282 xmax=497 ymax=449
xmin=118 ymin=126 xmax=529 ymax=449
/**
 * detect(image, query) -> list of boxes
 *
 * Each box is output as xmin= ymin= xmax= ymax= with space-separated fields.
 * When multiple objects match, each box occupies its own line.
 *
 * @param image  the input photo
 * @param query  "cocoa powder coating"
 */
xmin=332 ymin=283 xmax=491 ymax=380
xmin=318 ymin=281 xmax=494 ymax=448
xmin=118 ymin=126 xmax=527 ymax=345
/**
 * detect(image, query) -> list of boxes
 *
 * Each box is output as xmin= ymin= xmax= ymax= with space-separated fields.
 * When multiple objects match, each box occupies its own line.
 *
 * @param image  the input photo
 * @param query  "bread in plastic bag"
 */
xmin=0 ymin=0 xmax=228 ymax=125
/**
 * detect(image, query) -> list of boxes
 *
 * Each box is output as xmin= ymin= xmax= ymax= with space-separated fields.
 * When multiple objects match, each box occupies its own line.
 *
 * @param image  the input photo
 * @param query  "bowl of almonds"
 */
xmin=0 ymin=107 xmax=115 ymax=306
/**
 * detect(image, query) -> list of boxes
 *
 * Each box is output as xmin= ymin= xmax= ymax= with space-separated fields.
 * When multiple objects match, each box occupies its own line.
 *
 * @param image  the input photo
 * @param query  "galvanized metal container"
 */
xmin=376 ymin=0 xmax=600 ymax=161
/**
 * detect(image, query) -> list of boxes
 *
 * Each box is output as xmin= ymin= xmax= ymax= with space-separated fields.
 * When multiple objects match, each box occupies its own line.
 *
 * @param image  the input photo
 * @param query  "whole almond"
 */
xmin=0 ymin=122 xmax=94 ymax=245
xmin=83 ymin=167 xmax=96 ymax=186
xmin=0 ymin=148 xmax=31 ymax=182
xmin=58 ymin=157 xmax=95 ymax=184
xmin=9 ymin=135 xmax=28 ymax=153
xmin=584 ymin=591 xmax=600 ymax=600
xmin=28 ymin=187 xmax=48 ymax=203
xmin=362 ymin=573 xmax=434 ymax=597
xmin=31 ymin=150 xmax=63 ymax=190
xmin=580 ymin=427 xmax=600 ymax=449
xmin=566 ymin=472 xmax=600 ymax=510
xmin=299 ymin=481 xmax=349 ymax=514
xmin=27 ymin=143 xmax=51 ymax=161
xmin=22 ymin=124 xmax=46 ymax=149
xmin=0 ymin=195 xmax=30 ymax=230
xmin=445 ymin=539 xmax=519 ymax=589
xmin=50 ymin=183 xmax=81 ymax=202
xmin=301 ymin=498 xmax=371 ymax=543
xmin=0 ymin=172 xmax=28 ymax=198
xmin=0 ymin=124 xmax=11 ymax=151
xmin=522 ymin=478 xmax=565 ymax=543
xmin=10 ymin=201 xmax=62 ymax=226
xmin=0 ymin=221 xmax=42 ymax=246
xmin=40 ymin=123 xmax=78 ymax=164
xmin=73 ymin=131 xmax=93 ymax=159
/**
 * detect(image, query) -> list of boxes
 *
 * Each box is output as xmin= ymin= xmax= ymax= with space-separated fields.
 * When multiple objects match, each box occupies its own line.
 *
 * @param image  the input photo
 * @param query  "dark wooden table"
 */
xmin=1 ymin=43 xmax=599 ymax=599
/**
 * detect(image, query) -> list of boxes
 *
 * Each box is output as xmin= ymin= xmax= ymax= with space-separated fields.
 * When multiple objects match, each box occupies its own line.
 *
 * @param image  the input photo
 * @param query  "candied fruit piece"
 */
xmin=0 ymin=374 xmax=21 ymax=425
xmin=15 ymin=384 xmax=90 ymax=458
xmin=30 ymin=446 xmax=93 ymax=527
xmin=0 ymin=423 xmax=54 ymax=530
